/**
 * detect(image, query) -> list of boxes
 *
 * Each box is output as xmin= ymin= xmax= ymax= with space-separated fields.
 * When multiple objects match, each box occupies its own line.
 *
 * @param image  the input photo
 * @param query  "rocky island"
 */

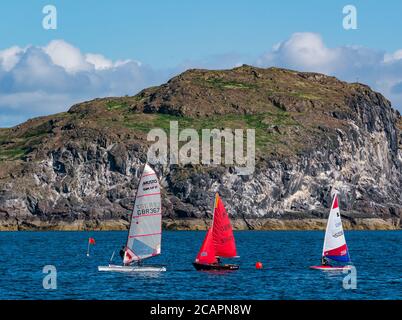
xmin=0 ymin=65 xmax=401 ymax=230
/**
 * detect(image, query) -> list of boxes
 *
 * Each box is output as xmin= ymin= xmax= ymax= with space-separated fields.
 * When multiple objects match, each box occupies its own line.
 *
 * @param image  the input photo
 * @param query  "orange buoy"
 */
xmin=255 ymin=261 xmax=263 ymax=269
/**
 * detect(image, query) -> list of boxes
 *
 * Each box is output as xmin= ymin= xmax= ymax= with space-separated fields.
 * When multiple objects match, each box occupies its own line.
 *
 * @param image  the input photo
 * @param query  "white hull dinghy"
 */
xmin=98 ymin=264 xmax=166 ymax=272
xmin=98 ymin=163 xmax=166 ymax=272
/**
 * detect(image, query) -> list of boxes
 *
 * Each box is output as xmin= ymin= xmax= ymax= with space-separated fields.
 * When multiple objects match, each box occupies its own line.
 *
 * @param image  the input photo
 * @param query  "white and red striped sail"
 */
xmin=124 ymin=164 xmax=162 ymax=265
xmin=194 ymin=193 xmax=237 ymax=264
xmin=322 ymin=193 xmax=350 ymax=263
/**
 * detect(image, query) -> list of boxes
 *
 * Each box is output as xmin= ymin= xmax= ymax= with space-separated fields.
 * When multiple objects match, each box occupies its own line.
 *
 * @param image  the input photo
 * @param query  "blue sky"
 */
xmin=1 ymin=1 xmax=402 ymax=126
xmin=2 ymin=0 xmax=401 ymax=66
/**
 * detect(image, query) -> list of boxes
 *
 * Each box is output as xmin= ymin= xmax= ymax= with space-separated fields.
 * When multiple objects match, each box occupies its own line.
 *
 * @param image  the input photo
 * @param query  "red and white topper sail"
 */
xmin=322 ymin=193 xmax=350 ymax=262
xmin=124 ymin=164 xmax=162 ymax=265
xmin=211 ymin=193 xmax=237 ymax=258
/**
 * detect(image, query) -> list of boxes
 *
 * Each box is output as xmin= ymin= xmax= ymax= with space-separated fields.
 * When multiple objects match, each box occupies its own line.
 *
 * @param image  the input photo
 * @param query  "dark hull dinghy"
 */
xmin=193 ymin=193 xmax=239 ymax=271
xmin=192 ymin=262 xmax=239 ymax=271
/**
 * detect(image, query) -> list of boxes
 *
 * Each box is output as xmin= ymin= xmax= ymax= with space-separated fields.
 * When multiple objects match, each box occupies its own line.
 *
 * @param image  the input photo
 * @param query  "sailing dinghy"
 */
xmin=98 ymin=164 xmax=166 ymax=272
xmin=310 ymin=191 xmax=352 ymax=271
xmin=192 ymin=193 xmax=239 ymax=271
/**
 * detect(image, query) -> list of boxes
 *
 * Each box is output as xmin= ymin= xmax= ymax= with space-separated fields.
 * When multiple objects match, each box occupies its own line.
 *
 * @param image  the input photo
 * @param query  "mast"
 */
xmin=211 ymin=193 xmax=218 ymax=258
xmin=211 ymin=193 xmax=218 ymax=230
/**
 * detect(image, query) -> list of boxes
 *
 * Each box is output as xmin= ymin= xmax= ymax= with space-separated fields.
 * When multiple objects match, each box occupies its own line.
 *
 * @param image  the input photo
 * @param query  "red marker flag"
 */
xmin=87 ymin=237 xmax=96 ymax=256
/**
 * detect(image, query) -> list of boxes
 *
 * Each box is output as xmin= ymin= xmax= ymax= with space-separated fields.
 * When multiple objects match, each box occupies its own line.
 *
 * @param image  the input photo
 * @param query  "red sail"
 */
xmin=194 ymin=228 xmax=217 ymax=264
xmin=212 ymin=194 xmax=237 ymax=258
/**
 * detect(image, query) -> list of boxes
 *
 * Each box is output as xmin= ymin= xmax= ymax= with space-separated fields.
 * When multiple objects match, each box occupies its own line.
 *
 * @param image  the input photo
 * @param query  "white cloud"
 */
xmin=257 ymin=32 xmax=402 ymax=111
xmin=0 ymin=35 xmax=401 ymax=128
xmin=384 ymin=49 xmax=402 ymax=63
xmin=84 ymin=53 xmax=142 ymax=71
xmin=0 ymin=46 xmax=24 ymax=71
xmin=257 ymin=33 xmax=382 ymax=75
xmin=258 ymin=33 xmax=338 ymax=74
xmin=85 ymin=53 xmax=113 ymax=70
xmin=0 ymin=40 xmax=172 ymax=127
xmin=43 ymin=40 xmax=91 ymax=73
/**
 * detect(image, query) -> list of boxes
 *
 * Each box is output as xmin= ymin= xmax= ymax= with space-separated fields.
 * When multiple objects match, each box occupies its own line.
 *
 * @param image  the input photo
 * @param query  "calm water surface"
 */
xmin=0 ymin=230 xmax=400 ymax=299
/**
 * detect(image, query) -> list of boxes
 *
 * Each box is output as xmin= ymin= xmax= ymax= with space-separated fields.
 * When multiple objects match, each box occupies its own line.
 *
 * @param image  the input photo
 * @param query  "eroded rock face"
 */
xmin=0 ymin=66 xmax=401 ymax=230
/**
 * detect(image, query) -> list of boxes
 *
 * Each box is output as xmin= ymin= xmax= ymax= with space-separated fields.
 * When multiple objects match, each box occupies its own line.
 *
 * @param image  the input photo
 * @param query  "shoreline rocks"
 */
xmin=0 ymin=218 xmax=399 ymax=231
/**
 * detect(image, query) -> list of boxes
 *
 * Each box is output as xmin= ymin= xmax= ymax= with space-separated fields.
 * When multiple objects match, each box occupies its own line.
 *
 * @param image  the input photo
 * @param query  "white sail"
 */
xmin=322 ymin=193 xmax=350 ymax=262
xmin=124 ymin=164 xmax=162 ymax=264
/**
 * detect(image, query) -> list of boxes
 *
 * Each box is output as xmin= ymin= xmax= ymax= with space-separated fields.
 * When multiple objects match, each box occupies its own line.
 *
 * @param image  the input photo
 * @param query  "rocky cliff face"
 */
xmin=0 ymin=65 xmax=401 ymax=230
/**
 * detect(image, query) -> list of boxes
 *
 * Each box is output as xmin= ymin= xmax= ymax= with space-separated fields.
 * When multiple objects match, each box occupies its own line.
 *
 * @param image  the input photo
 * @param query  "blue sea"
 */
xmin=0 ymin=230 xmax=401 ymax=300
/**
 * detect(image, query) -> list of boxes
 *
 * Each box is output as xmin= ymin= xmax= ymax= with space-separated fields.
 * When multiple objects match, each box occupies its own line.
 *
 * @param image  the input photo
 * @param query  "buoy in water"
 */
xmin=255 ymin=262 xmax=263 ymax=269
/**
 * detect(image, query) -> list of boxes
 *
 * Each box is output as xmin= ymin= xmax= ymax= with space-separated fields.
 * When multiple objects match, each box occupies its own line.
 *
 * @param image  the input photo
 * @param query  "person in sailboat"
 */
xmin=119 ymin=246 xmax=125 ymax=261
xmin=119 ymin=246 xmax=143 ymax=266
xmin=321 ymin=256 xmax=331 ymax=266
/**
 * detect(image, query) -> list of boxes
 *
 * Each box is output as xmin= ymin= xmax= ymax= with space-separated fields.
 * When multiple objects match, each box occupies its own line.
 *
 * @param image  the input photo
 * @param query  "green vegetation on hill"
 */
xmin=106 ymin=101 xmax=129 ymax=111
xmin=120 ymin=110 xmax=301 ymax=153
xmin=0 ymin=147 xmax=26 ymax=161
xmin=0 ymin=65 xmax=400 ymax=162
xmin=203 ymin=77 xmax=258 ymax=90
